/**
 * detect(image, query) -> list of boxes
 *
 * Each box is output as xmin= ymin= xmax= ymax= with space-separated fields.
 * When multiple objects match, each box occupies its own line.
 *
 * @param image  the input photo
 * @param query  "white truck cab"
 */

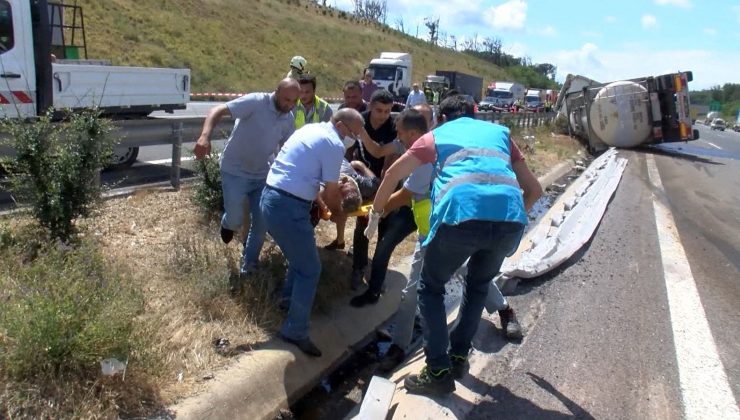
xmin=367 ymin=52 xmax=412 ymax=103
xmin=0 ymin=0 xmax=189 ymax=119
xmin=486 ymin=81 xmax=525 ymax=109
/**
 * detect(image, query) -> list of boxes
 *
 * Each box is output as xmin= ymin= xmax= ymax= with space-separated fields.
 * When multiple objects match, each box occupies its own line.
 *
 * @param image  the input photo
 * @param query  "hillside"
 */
xmin=76 ymin=0 xmax=511 ymax=96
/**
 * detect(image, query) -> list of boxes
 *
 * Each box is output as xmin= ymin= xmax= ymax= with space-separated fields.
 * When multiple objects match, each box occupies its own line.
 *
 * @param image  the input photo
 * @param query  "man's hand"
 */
xmin=193 ymin=135 xmax=211 ymax=160
xmin=364 ymin=207 xmax=382 ymax=239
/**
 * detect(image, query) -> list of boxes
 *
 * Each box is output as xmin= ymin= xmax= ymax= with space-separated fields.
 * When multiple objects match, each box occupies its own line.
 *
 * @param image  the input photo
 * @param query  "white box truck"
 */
xmin=485 ymin=81 xmax=525 ymax=109
xmin=0 ymin=0 xmax=190 ymax=165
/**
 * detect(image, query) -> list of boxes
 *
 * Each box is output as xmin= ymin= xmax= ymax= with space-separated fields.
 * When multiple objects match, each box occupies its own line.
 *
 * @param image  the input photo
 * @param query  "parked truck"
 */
xmin=422 ymin=74 xmax=449 ymax=104
xmin=524 ymin=89 xmax=546 ymax=112
xmin=435 ymin=70 xmax=483 ymax=103
xmin=556 ymin=71 xmax=698 ymax=153
xmin=1 ymin=0 xmax=191 ymax=166
xmin=485 ymin=81 xmax=525 ymax=109
xmin=366 ymin=52 xmax=412 ymax=103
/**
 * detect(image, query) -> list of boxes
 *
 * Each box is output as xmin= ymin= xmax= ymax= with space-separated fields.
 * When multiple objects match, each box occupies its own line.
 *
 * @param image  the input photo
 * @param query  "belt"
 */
xmin=265 ymin=184 xmax=312 ymax=204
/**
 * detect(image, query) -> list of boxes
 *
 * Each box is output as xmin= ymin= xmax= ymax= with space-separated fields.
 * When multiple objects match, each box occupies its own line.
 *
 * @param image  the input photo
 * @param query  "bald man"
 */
xmin=195 ymin=78 xmax=299 ymax=282
xmin=261 ymin=108 xmax=366 ymax=356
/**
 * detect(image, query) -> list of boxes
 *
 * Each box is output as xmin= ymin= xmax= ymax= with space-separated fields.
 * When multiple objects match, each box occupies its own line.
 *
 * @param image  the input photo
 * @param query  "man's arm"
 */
xmin=194 ymin=104 xmax=231 ymax=159
xmin=372 ymin=153 xmax=422 ymax=214
xmin=384 ymin=188 xmax=413 ymax=214
xmin=357 ymin=127 xmax=401 ymax=158
xmin=512 ymin=159 xmax=543 ymax=212
xmin=321 ymin=104 xmax=334 ymax=123
xmin=322 ymin=181 xmax=343 ymax=216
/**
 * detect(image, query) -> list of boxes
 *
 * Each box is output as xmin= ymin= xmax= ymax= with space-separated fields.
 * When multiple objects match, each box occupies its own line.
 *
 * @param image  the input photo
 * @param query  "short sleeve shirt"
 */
xmin=266 ymin=122 xmax=345 ymax=201
xmin=403 ymin=163 xmax=434 ymax=202
xmin=220 ymin=92 xmax=296 ymax=179
xmin=407 ymin=131 xmax=524 ymax=164
xmin=355 ymin=110 xmax=397 ymax=177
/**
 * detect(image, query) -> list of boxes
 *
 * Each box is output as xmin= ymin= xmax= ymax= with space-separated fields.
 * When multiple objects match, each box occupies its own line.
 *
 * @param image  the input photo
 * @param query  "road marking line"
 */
xmin=137 ymin=156 xmax=196 ymax=166
xmin=646 ymin=154 xmax=740 ymax=420
xmin=704 ymin=141 xmax=722 ymax=150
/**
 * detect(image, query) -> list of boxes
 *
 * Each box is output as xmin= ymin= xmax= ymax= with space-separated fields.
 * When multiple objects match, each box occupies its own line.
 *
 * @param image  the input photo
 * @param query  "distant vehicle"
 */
xmin=366 ymin=52 xmax=412 ymax=103
xmin=422 ymin=74 xmax=449 ymax=104
xmin=524 ymin=89 xmax=546 ymax=112
xmin=705 ymin=111 xmax=720 ymax=126
xmin=557 ymin=71 xmax=698 ymax=153
xmin=735 ymin=111 xmax=740 ymax=132
xmin=486 ymin=81 xmax=525 ymax=109
xmin=710 ymin=118 xmax=726 ymax=131
xmin=435 ymin=71 xmax=483 ymax=103
xmin=478 ymin=96 xmax=499 ymax=111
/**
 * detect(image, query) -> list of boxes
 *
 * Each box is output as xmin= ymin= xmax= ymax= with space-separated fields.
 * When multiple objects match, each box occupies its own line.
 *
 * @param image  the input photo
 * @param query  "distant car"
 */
xmin=734 ymin=121 xmax=740 ymax=132
xmin=525 ymin=101 xmax=545 ymax=113
xmin=479 ymin=96 xmax=498 ymax=111
xmin=710 ymin=118 xmax=726 ymax=131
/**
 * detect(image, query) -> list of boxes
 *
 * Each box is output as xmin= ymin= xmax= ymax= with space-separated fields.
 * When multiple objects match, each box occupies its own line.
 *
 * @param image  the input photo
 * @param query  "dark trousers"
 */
xmin=352 ymin=206 xmax=417 ymax=294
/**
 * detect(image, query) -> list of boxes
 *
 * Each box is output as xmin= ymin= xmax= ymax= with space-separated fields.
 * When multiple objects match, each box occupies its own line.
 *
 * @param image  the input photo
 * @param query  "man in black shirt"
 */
xmin=338 ymin=80 xmax=368 ymax=113
xmin=348 ymin=89 xmax=397 ymax=289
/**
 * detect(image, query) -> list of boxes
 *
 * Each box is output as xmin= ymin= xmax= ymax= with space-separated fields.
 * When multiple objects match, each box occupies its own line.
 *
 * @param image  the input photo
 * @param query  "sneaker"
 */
xmin=350 ymin=290 xmax=380 ymax=307
xmin=379 ymin=344 xmax=406 ymax=372
xmin=349 ymin=268 xmax=364 ymax=291
xmin=499 ymin=306 xmax=523 ymax=340
xmin=220 ymin=226 xmax=234 ymax=244
xmin=324 ymin=239 xmax=345 ymax=250
xmin=450 ymin=354 xmax=469 ymax=379
xmin=404 ymin=366 xmax=455 ymax=396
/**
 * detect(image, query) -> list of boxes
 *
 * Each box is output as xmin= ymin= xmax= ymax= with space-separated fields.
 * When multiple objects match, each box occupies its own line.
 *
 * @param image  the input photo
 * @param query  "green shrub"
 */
xmin=191 ymin=147 xmax=224 ymax=216
xmin=0 ymin=109 xmax=115 ymax=242
xmin=0 ymin=240 xmax=142 ymax=380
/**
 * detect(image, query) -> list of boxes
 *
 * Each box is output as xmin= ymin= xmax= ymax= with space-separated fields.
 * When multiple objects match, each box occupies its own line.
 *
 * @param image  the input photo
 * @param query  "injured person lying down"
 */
xmin=311 ymin=159 xmax=378 ymax=234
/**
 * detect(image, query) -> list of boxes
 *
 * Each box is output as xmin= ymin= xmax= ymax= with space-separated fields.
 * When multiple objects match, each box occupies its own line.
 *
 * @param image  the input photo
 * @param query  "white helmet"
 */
xmin=290 ymin=56 xmax=307 ymax=72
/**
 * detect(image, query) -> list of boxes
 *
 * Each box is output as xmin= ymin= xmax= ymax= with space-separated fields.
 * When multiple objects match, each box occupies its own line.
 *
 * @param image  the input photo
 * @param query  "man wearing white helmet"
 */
xmin=287 ymin=56 xmax=307 ymax=79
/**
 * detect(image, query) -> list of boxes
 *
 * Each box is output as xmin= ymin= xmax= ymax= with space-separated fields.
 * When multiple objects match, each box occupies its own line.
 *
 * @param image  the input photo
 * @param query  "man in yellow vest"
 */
xmin=295 ymin=74 xmax=333 ymax=129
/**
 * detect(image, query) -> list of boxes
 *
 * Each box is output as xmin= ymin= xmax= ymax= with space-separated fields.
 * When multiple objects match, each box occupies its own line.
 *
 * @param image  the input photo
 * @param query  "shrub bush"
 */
xmin=0 ymin=109 xmax=115 ymax=242
xmin=0 ymin=239 xmax=142 ymax=380
xmin=191 ymin=147 xmax=224 ymax=216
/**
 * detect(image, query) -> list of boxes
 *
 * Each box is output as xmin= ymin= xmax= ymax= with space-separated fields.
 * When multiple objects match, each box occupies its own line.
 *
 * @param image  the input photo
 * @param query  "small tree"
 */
xmin=424 ymin=17 xmax=439 ymax=45
xmin=1 ymin=109 xmax=115 ymax=242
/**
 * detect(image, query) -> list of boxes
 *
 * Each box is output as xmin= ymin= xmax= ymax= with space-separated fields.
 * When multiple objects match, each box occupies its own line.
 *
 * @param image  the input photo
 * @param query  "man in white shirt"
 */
xmin=406 ymin=83 xmax=427 ymax=108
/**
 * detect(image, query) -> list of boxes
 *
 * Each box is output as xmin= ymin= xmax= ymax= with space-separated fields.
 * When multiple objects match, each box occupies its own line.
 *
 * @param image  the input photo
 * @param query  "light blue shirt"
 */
xmin=266 ymin=122 xmax=345 ymax=201
xmin=406 ymin=90 xmax=427 ymax=107
xmin=403 ymin=163 xmax=434 ymax=202
xmin=220 ymin=92 xmax=295 ymax=179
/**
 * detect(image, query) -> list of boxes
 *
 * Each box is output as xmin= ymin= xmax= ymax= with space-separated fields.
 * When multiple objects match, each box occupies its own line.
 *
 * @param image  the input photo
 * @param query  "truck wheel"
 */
xmin=110 ymin=146 xmax=140 ymax=169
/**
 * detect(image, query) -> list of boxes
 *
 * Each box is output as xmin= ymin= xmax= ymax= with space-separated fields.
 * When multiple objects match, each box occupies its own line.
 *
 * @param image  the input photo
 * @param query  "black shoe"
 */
xmin=450 ymin=354 xmax=469 ymax=379
xmin=350 ymin=290 xmax=380 ymax=307
xmin=220 ymin=226 xmax=234 ymax=244
xmin=379 ymin=344 xmax=406 ymax=372
xmin=349 ymin=268 xmax=364 ymax=291
xmin=499 ymin=306 xmax=523 ymax=340
xmin=324 ymin=239 xmax=345 ymax=250
xmin=404 ymin=366 xmax=455 ymax=396
xmin=279 ymin=334 xmax=322 ymax=357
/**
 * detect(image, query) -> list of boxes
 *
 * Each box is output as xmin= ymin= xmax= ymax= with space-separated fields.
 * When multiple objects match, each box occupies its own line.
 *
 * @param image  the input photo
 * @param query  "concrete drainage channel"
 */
xmin=285 ymin=157 xmax=594 ymax=420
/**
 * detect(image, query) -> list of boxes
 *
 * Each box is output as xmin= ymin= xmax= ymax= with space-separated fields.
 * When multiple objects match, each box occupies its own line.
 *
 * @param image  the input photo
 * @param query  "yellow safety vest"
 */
xmin=295 ymin=96 xmax=330 ymax=129
xmin=411 ymin=198 xmax=431 ymax=237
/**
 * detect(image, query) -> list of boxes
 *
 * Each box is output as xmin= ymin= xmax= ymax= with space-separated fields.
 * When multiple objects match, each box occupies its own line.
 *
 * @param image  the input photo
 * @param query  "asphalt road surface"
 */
xmin=463 ymin=125 xmax=739 ymax=419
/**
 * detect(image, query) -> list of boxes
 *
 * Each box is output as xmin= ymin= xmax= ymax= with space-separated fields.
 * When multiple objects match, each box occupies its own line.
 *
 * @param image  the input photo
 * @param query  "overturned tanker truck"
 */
xmin=556 ymin=71 xmax=699 ymax=153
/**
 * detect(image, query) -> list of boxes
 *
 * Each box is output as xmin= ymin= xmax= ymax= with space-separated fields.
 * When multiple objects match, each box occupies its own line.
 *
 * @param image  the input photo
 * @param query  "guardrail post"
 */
xmin=171 ymin=121 xmax=183 ymax=191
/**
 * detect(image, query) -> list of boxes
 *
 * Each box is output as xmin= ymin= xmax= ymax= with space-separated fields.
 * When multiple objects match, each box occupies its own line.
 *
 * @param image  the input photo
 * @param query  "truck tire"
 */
xmin=110 ymin=146 xmax=139 ymax=169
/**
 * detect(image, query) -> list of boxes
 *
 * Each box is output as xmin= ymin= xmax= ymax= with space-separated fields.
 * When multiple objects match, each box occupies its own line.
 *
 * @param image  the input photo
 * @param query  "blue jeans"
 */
xmin=367 ymin=206 xmax=417 ymax=295
xmin=220 ymin=170 xmax=266 ymax=273
xmin=391 ymin=236 xmax=510 ymax=353
xmin=419 ymin=220 xmax=524 ymax=371
xmin=260 ymin=187 xmax=321 ymax=341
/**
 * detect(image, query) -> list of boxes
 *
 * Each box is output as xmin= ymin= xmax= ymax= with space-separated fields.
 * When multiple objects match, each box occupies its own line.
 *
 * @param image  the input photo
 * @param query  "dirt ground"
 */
xmin=79 ymin=188 xmax=419 ymax=404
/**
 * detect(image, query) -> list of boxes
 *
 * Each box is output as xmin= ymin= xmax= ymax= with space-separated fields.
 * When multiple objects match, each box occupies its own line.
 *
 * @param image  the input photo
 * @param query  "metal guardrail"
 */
xmin=475 ymin=111 xmax=558 ymax=127
xmin=0 ymin=116 xmax=235 ymax=191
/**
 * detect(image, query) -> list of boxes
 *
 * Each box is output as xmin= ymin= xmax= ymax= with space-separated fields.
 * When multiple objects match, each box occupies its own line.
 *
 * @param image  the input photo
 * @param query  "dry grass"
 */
xmin=514 ymin=125 xmax=586 ymax=177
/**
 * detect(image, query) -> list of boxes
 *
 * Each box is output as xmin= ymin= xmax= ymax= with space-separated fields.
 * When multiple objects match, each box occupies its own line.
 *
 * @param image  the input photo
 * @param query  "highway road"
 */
xmin=461 ymin=125 xmax=740 ymax=419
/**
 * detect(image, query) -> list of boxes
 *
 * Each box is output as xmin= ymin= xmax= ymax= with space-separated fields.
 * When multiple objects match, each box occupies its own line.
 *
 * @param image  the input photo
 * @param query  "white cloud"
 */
xmin=483 ymin=0 xmax=527 ymax=30
xmin=605 ymin=16 xmax=617 ymax=23
xmin=642 ymin=15 xmax=657 ymax=29
xmin=655 ymin=0 xmax=692 ymax=8
xmin=704 ymin=28 xmax=717 ymax=36
xmin=540 ymin=44 xmax=738 ymax=90
xmin=538 ymin=25 xmax=557 ymax=37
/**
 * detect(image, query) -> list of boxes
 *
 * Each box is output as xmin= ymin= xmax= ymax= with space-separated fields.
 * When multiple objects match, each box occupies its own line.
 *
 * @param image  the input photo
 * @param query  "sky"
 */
xmin=332 ymin=0 xmax=740 ymax=90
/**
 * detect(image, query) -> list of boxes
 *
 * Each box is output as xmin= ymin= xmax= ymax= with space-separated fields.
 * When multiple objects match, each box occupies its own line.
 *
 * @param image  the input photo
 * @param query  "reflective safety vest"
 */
xmin=411 ymin=198 xmax=431 ymax=237
xmin=424 ymin=117 xmax=527 ymax=246
xmin=295 ymin=96 xmax=330 ymax=129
